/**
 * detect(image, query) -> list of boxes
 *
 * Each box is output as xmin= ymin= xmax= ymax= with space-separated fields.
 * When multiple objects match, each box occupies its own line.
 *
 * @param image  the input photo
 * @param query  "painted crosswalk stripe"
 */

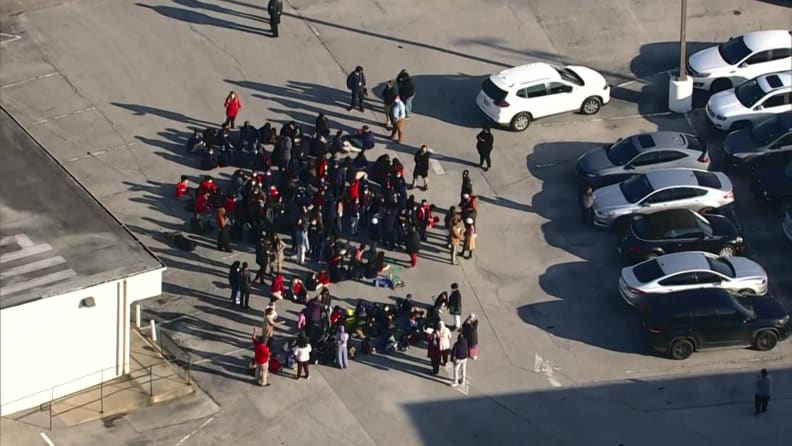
xmin=0 ymin=269 xmax=77 ymax=296
xmin=0 ymin=243 xmax=53 ymax=263
xmin=0 ymin=256 xmax=67 ymax=279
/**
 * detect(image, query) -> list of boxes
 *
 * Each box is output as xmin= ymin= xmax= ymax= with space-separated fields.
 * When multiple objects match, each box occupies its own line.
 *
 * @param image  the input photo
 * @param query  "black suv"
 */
xmin=640 ymin=288 xmax=790 ymax=360
xmin=750 ymin=152 xmax=792 ymax=205
xmin=616 ymin=209 xmax=743 ymax=263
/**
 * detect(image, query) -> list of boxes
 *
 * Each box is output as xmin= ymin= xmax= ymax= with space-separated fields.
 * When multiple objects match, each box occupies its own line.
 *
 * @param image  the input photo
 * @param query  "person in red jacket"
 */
xmin=270 ymin=273 xmax=285 ymax=303
xmin=175 ymin=175 xmax=193 ymax=200
xmin=224 ymin=91 xmax=242 ymax=128
xmin=197 ymin=176 xmax=218 ymax=196
xmin=194 ymin=190 xmax=212 ymax=215
xmin=317 ymin=270 xmax=331 ymax=289
xmin=251 ymin=328 xmax=271 ymax=386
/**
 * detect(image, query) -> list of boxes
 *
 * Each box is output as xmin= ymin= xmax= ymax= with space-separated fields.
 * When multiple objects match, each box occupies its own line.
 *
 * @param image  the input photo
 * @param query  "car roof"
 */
xmin=646 ymin=288 xmax=735 ymax=312
xmin=742 ymin=30 xmax=792 ymax=52
xmin=630 ymin=131 xmax=692 ymax=153
xmin=655 ymin=251 xmax=714 ymax=275
xmin=757 ymin=71 xmax=792 ymax=93
xmin=645 ymin=169 xmax=709 ymax=190
xmin=490 ymin=63 xmax=560 ymax=89
xmin=637 ymin=209 xmax=701 ymax=231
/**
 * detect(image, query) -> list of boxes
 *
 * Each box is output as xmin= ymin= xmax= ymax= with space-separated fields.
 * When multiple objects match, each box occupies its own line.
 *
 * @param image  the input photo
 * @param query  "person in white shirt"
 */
xmin=389 ymin=97 xmax=406 ymax=143
xmin=293 ymin=337 xmax=312 ymax=380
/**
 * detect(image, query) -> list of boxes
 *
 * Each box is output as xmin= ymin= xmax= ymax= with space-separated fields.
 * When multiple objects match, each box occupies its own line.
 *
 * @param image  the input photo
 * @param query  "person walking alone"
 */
xmin=346 ymin=66 xmax=367 ymax=112
xmin=267 ymin=0 xmax=283 ymax=38
xmin=224 ymin=91 xmax=241 ymax=128
xmin=411 ymin=144 xmax=431 ymax=190
xmin=476 ymin=127 xmax=493 ymax=171
xmin=754 ymin=368 xmax=772 ymax=415
xmin=382 ymin=80 xmax=397 ymax=129
xmin=389 ymin=97 xmax=406 ymax=143
xmin=450 ymin=334 xmax=468 ymax=387
xmin=336 ymin=326 xmax=349 ymax=369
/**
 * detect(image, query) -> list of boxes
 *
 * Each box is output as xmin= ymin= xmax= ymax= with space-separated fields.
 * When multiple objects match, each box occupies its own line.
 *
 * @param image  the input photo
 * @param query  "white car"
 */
xmin=687 ymin=29 xmax=792 ymax=93
xmin=618 ymin=251 xmax=768 ymax=306
xmin=592 ymin=169 xmax=734 ymax=228
xmin=476 ymin=62 xmax=611 ymax=131
xmin=706 ymin=71 xmax=792 ymax=131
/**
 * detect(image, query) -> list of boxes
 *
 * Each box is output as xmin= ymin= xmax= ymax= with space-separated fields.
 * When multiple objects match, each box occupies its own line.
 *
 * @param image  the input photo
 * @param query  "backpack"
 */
xmin=174 ymin=234 xmax=197 ymax=251
xmin=268 ymin=356 xmax=281 ymax=373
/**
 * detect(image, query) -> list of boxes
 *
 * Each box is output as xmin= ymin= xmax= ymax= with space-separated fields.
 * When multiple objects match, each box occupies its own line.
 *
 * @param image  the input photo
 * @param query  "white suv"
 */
xmin=476 ymin=63 xmax=610 ymax=131
xmin=687 ymin=30 xmax=792 ymax=93
xmin=706 ymin=71 xmax=792 ymax=131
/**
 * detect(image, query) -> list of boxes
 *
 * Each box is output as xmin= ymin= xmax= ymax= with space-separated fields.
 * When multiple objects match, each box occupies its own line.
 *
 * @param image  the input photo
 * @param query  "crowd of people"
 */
xmin=173 ymin=80 xmax=484 ymax=388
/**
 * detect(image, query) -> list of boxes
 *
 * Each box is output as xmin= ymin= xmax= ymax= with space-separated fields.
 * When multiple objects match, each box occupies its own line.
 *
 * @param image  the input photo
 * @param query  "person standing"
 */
xmin=388 ymin=97 xmax=406 ymax=143
xmin=239 ymin=262 xmax=253 ymax=309
xmin=427 ymin=331 xmax=441 ymax=374
xmin=252 ymin=328 xmax=271 ymax=386
xmin=754 ymin=368 xmax=773 ymax=415
xmin=460 ymin=170 xmax=473 ymax=202
xmin=411 ymin=145 xmax=431 ymax=190
xmin=346 ymin=66 xmax=367 ymax=112
xmin=382 ymin=80 xmax=397 ymax=129
xmin=273 ymin=233 xmax=286 ymax=274
xmin=336 ymin=326 xmax=350 ymax=369
xmin=476 ymin=127 xmax=494 ymax=171
xmin=224 ymin=91 xmax=241 ymax=128
xmin=396 ymin=69 xmax=416 ymax=118
xmin=461 ymin=217 xmax=476 ymax=259
xmin=228 ymin=261 xmax=241 ymax=305
xmin=438 ymin=321 xmax=452 ymax=366
xmin=461 ymin=313 xmax=479 ymax=360
xmin=448 ymin=283 xmax=462 ymax=329
xmin=580 ymin=185 xmax=594 ymax=224
xmin=215 ymin=205 xmax=232 ymax=252
xmin=293 ymin=337 xmax=312 ymax=380
xmin=449 ymin=216 xmax=463 ymax=265
xmin=405 ymin=226 xmax=421 ymax=268
xmin=450 ymin=334 xmax=468 ymax=387
xmin=255 ymin=237 xmax=270 ymax=283
xmin=267 ymin=0 xmax=283 ymax=38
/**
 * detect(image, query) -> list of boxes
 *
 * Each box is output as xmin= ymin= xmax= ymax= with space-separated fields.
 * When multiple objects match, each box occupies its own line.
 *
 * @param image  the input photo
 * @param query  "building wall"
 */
xmin=0 ymin=268 xmax=163 ymax=416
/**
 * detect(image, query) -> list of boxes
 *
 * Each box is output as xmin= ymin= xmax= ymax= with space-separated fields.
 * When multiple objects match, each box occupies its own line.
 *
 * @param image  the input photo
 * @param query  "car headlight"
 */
xmin=735 ymin=236 xmax=743 ymax=244
xmin=779 ymin=314 xmax=790 ymax=325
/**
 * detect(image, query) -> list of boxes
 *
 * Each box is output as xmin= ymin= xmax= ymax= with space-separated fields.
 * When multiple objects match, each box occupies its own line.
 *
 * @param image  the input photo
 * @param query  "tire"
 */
xmin=718 ymin=246 xmax=735 ymax=257
xmin=580 ymin=97 xmax=602 ymax=115
xmin=753 ymin=330 xmax=778 ymax=351
xmin=738 ymin=288 xmax=756 ymax=296
xmin=669 ymin=338 xmax=694 ymax=360
xmin=710 ymin=78 xmax=731 ymax=94
xmin=509 ymin=113 xmax=531 ymax=132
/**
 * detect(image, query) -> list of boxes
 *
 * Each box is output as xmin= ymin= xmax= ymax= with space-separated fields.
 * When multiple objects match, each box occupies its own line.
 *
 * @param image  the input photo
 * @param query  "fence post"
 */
xmin=149 ymin=366 xmax=153 ymax=396
xmin=150 ymin=320 xmax=157 ymax=342
xmin=134 ymin=303 xmax=141 ymax=329
xmin=99 ymin=369 xmax=104 ymax=414
xmin=187 ymin=355 xmax=191 ymax=385
xmin=49 ymin=387 xmax=53 ymax=431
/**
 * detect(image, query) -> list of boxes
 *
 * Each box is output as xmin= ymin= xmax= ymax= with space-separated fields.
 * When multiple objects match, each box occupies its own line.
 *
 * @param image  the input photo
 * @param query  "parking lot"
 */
xmin=1 ymin=0 xmax=791 ymax=444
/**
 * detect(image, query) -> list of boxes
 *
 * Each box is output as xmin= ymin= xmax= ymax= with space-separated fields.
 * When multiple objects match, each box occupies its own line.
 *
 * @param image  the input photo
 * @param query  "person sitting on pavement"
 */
xmin=350 ymin=125 xmax=375 ymax=151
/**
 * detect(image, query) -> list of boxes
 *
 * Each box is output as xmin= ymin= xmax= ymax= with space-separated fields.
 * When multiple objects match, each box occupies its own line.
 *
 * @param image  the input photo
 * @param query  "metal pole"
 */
xmin=678 ymin=0 xmax=688 ymax=81
xmin=100 ymin=369 xmax=104 ymax=414
xmin=134 ymin=303 xmax=141 ymax=329
xmin=150 ymin=319 xmax=157 ymax=342
xmin=49 ymin=388 xmax=53 ymax=431
xmin=149 ymin=366 xmax=153 ymax=396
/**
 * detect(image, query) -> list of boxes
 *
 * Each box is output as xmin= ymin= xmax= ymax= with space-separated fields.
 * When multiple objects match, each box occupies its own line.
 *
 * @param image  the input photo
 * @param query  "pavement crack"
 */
xmin=187 ymin=23 xmax=247 ymax=80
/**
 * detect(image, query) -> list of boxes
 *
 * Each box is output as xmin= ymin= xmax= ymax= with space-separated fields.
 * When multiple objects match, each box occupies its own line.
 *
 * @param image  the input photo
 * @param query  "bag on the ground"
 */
xmin=174 ymin=234 xmax=197 ymax=252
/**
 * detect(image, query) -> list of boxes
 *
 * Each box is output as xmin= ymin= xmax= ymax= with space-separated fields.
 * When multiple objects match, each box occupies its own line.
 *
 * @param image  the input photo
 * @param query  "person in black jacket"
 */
xmin=228 ymin=261 xmax=241 ymax=305
xmin=267 ymin=0 xmax=283 ymax=38
xmin=450 ymin=334 xmax=468 ymax=387
xmin=460 ymin=170 xmax=473 ymax=202
xmin=405 ymin=226 xmax=421 ymax=268
xmin=411 ymin=144 xmax=431 ymax=190
xmin=476 ymin=127 xmax=494 ymax=171
xmin=347 ymin=66 xmax=367 ymax=112
xmin=396 ymin=69 xmax=416 ymax=118
xmin=382 ymin=80 xmax=397 ymax=128
xmin=315 ymin=113 xmax=330 ymax=138
xmin=254 ymin=236 xmax=271 ymax=283
xmin=461 ymin=313 xmax=479 ymax=360
xmin=448 ymin=283 xmax=462 ymax=329
xmin=239 ymin=262 xmax=254 ymax=309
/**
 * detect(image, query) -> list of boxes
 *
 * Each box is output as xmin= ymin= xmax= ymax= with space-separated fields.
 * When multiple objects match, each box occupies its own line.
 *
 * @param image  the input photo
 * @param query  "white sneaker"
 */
xmin=451 ymin=382 xmax=459 ymax=387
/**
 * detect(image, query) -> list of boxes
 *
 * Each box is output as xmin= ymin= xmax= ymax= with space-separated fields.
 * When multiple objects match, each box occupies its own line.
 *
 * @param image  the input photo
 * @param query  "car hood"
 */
xmin=577 ymin=148 xmax=615 ymax=174
xmin=593 ymin=184 xmax=629 ymax=211
xmin=723 ymin=127 xmax=761 ymax=156
xmin=708 ymin=90 xmax=747 ymax=118
xmin=567 ymin=65 xmax=608 ymax=87
xmin=689 ymin=46 xmax=728 ymax=74
xmin=750 ymin=296 xmax=789 ymax=320
xmin=727 ymin=257 xmax=767 ymax=280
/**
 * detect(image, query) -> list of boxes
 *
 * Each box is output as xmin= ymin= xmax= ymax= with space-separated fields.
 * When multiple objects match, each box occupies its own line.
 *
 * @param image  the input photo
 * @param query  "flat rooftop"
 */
xmin=0 ymin=108 xmax=163 ymax=309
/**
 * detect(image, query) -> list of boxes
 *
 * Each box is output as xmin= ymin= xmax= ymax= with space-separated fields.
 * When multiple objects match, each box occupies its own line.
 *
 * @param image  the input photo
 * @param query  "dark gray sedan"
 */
xmin=576 ymin=131 xmax=710 ymax=188
xmin=722 ymin=111 xmax=792 ymax=166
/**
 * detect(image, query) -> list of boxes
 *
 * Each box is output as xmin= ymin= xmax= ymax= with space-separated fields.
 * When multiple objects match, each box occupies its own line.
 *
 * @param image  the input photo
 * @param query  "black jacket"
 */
xmin=383 ymin=85 xmax=398 ymax=105
xmin=448 ymin=290 xmax=462 ymax=315
xmin=268 ymin=0 xmax=282 ymax=19
xmin=405 ymin=230 xmax=421 ymax=255
xmin=462 ymin=320 xmax=478 ymax=346
xmin=476 ymin=131 xmax=494 ymax=154
xmin=451 ymin=338 xmax=469 ymax=361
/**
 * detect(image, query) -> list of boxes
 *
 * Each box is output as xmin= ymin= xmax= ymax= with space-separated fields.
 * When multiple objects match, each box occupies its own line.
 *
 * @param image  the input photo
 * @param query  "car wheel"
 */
xmin=580 ymin=97 xmax=602 ymax=115
xmin=738 ymin=288 xmax=756 ymax=296
xmin=753 ymin=330 xmax=778 ymax=352
xmin=669 ymin=338 xmax=694 ymax=360
xmin=710 ymin=79 xmax=731 ymax=94
xmin=718 ymin=246 xmax=735 ymax=257
xmin=509 ymin=113 xmax=531 ymax=132
xmin=729 ymin=120 xmax=751 ymax=132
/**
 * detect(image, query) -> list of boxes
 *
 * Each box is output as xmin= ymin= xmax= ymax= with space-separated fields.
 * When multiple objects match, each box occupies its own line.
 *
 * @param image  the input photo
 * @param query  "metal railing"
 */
xmin=154 ymin=328 xmax=192 ymax=386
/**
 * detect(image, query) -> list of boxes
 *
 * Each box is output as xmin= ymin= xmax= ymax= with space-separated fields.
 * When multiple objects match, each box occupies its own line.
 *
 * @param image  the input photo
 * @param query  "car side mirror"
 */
xmin=739 ymin=62 xmax=748 ymax=68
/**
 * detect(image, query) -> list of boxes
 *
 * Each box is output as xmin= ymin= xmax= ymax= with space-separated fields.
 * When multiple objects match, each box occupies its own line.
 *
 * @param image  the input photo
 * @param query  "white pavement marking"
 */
xmin=534 ymin=354 xmax=562 ymax=388
xmin=0 ymin=234 xmax=36 ymax=248
xmin=0 ymin=72 xmax=58 ymax=89
xmin=430 ymin=159 xmax=444 ymax=175
xmin=0 ymin=243 xmax=53 ymax=263
xmin=39 ymin=432 xmax=55 ymax=446
xmin=532 ymin=111 xmax=673 ymax=128
xmin=32 ymin=107 xmax=97 ymax=125
xmin=0 ymin=269 xmax=77 ymax=295
xmin=0 ymin=256 xmax=67 ymax=279
xmin=0 ymin=32 xmax=22 ymax=46
xmin=174 ymin=416 xmax=215 ymax=446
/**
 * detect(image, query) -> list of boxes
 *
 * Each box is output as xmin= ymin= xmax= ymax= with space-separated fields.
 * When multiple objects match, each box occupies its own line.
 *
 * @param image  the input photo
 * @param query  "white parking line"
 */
xmin=174 ymin=416 xmax=215 ymax=446
xmin=40 ymin=432 xmax=55 ymax=446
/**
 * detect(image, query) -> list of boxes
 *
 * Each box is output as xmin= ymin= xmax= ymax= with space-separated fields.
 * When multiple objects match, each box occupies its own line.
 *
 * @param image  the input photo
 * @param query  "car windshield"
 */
xmin=481 ymin=78 xmax=508 ymax=102
xmin=706 ymin=257 xmax=735 ymax=278
xmin=556 ymin=67 xmax=584 ymax=86
xmin=632 ymin=259 xmax=664 ymax=283
xmin=734 ymin=79 xmax=765 ymax=107
xmin=735 ymin=295 xmax=757 ymax=319
xmin=717 ymin=37 xmax=751 ymax=65
xmin=606 ymin=138 xmax=639 ymax=165
xmin=749 ymin=115 xmax=785 ymax=146
xmin=619 ymin=174 xmax=653 ymax=203
xmin=695 ymin=215 xmax=715 ymax=237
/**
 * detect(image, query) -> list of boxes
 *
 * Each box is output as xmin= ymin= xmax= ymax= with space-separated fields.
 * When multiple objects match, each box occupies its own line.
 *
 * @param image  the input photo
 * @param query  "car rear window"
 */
xmin=632 ymin=259 xmax=665 ymax=283
xmin=481 ymin=78 xmax=508 ymax=102
xmin=606 ymin=138 xmax=640 ymax=165
xmin=693 ymin=171 xmax=721 ymax=188
xmin=706 ymin=257 xmax=735 ymax=278
xmin=636 ymin=134 xmax=656 ymax=149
